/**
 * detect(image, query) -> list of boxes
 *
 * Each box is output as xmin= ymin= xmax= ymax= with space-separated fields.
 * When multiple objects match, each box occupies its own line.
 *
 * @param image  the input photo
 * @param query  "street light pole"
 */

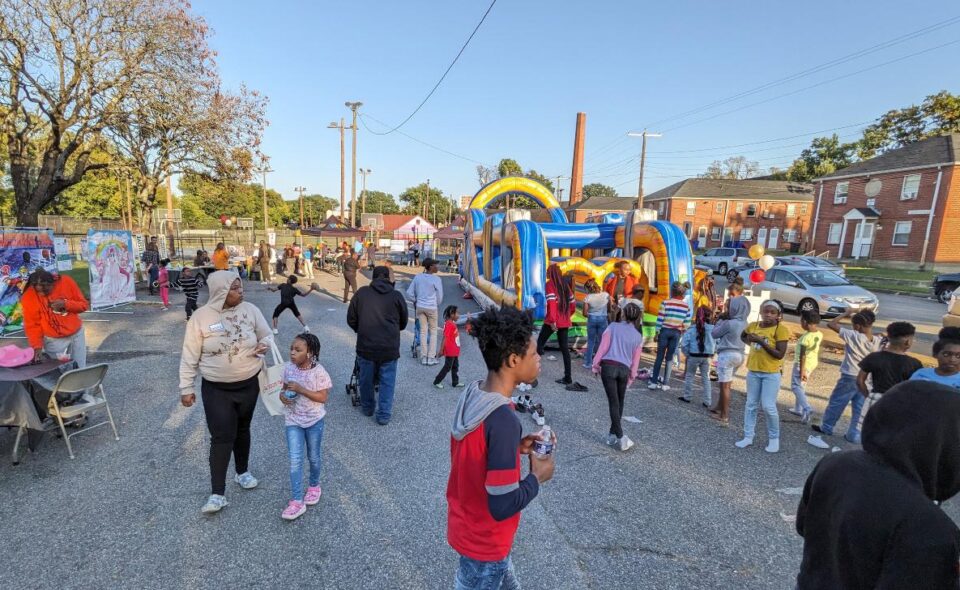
xmin=258 ymin=166 xmax=274 ymax=238
xmin=345 ymin=101 xmax=363 ymax=226
xmin=424 ymin=178 xmax=430 ymax=222
xmin=359 ymin=168 xmax=371 ymax=217
xmin=295 ymin=186 xmax=306 ymax=228
xmin=628 ymin=130 xmax=662 ymax=210
xmin=328 ymin=119 xmax=346 ymax=222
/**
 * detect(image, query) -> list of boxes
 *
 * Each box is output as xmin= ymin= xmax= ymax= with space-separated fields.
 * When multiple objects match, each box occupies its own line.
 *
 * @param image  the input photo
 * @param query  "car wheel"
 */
xmin=937 ymin=285 xmax=956 ymax=304
xmin=798 ymin=298 xmax=818 ymax=314
xmin=726 ymin=269 xmax=738 ymax=282
xmin=718 ymin=263 xmax=727 ymax=276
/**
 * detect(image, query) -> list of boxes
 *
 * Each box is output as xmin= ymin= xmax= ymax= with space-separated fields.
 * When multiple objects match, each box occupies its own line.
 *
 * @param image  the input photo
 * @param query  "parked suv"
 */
xmin=696 ymin=247 xmax=750 ymax=276
xmin=933 ymin=272 xmax=960 ymax=304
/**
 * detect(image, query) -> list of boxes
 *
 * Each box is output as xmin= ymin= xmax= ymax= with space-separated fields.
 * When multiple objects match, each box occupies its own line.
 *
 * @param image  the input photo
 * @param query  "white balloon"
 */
xmin=758 ymin=254 xmax=775 ymax=271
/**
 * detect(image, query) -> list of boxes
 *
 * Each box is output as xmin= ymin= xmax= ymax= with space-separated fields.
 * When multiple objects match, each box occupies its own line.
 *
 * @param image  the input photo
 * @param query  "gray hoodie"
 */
xmin=451 ymin=380 xmax=511 ymax=441
xmin=712 ymin=296 xmax=751 ymax=354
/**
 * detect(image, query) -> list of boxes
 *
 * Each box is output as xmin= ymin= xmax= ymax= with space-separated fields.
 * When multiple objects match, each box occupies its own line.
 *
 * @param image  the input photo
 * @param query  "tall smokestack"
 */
xmin=569 ymin=112 xmax=586 ymax=206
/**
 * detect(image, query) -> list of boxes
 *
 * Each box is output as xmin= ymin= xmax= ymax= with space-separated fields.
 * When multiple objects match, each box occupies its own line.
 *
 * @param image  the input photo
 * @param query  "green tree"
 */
xmin=785 ymin=134 xmax=856 ymax=182
xmin=582 ymin=183 xmax=619 ymax=201
xmin=399 ymin=183 xmax=455 ymax=226
xmin=857 ymin=90 xmax=960 ymax=158
xmin=178 ymin=172 xmax=288 ymax=228
xmin=497 ymin=158 xmax=523 ymax=178
xmin=301 ymin=194 xmax=337 ymax=226
xmin=524 ymin=169 xmax=554 ymax=194
xmin=361 ymin=190 xmax=400 ymax=214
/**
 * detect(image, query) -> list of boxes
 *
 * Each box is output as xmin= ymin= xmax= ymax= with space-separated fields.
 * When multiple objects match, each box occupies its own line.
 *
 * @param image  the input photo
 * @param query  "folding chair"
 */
xmin=46 ymin=364 xmax=119 ymax=459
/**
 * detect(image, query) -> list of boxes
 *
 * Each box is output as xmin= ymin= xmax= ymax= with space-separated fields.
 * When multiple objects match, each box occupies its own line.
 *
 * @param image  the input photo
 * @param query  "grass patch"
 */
xmin=844 ymin=266 xmax=936 ymax=282
xmin=60 ymin=260 xmax=90 ymax=299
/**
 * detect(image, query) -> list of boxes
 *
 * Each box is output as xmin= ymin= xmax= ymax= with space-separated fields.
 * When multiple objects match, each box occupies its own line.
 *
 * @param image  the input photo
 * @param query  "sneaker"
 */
xmin=546 ymin=355 xmax=557 ymax=361
xmin=420 ymin=357 xmax=428 ymax=366
xmin=272 ymin=328 xmax=279 ymax=335
xmin=604 ymin=433 xmax=618 ymax=447
xmin=455 ymin=383 xmax=466 ymax=387
xmin=677 ymin=396 xmax=691 ymax=403
xmin=765 ymin=439 xmax=780 ymax=453
xmin=161 ymin=307 xmax=168 ymax=311
xmin=428 ymin=358 xmax=439 ymax=366
xmin=787 ymin=408 xmax=803 ymax=417
xmin=734 ymin=437 xmax=754 ymax=449
xmin=201 ymin=494 xmax=228 ymax=514
xmin=434 ymin=383 xmax=443 ymax=389
xmin=303 ymin=326 xmax=311 ymax=333
xmin=801 ymin=409 xmax=812 ymax=425
xmin=807 ymin=435 xmax=830 ymax=449
xmin=281 ymin=500 xmax=307 ymax=521
xmin=531 ymin=406 xmax=545 ymax=426
xmin=811 ymin=424 xmax=827 ymax=434
xmin=647 ymin=382 xmax=661 ymax=390
xmin=660 ymin=384 xmax=671 ymax=391
xmin=619 ymin=436 xmax=635 ymax=451
xmin=304 ymin=486 xmax=322 ymax=506
xmin=234 ymin=472 xmax=258 ymax=490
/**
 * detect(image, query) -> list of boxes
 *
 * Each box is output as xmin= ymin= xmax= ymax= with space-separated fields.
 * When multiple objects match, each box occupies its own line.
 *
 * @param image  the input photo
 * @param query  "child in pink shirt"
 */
xmin=592 ymin=303 xmax=644 ymax=451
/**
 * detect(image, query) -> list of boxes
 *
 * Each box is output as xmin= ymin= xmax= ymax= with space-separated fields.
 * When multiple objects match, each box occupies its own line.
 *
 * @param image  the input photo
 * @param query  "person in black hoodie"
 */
xmin=347 ymin=266 xmax=409 ymax=425
xmin=795 ymin=380 xmax=960 ymax=589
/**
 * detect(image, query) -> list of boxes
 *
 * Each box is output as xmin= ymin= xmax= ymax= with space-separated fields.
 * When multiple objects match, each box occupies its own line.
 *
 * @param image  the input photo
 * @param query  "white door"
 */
xmin=851 ymin=221 xmax=875 ymax=260
xmin=697 ymin=226 xmax=707 ymax=249
xmin=757 ymin=227 xmax=767 ymax=249
xmin=768 ymin=228 xmax=780 ymax=250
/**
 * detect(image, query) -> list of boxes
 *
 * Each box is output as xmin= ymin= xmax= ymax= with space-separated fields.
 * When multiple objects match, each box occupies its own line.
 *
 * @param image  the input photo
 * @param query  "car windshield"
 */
xmin=810 ymin=258 xmax=836 ymax=268
xmin=796 ymin=270 xmax=849 ymax=286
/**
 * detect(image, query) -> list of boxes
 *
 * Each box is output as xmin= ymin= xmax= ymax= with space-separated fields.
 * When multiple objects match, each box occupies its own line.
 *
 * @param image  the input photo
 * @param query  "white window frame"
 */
xmin=746 ymin=204 xmax=757 ymax=217
xmin=735 ymin=202 xmax=743 ymax=214
xmin=866 ymin=197 xmax=876 ymax=208
xmin=697 ymin=226 xmax=708 ymax=240
xmin=900 ymin=174 xmax=921 ymax=201
xmin=710 ymin=226 xmax=721 ymax=241
xmin=782 ymin=229 xmax=797 ymax=243
xmin=892 ymin=221 xmax=912 ymax=246
xmin=786 ymin=204 xmax=796 ymax=217
xmin=801 ymin=204 xmax=808 ymax=215
xmin=715 ymin=202 xmax=723 ymax=213
xmin=827 ymin=223 xmax=842 ymax=245
xmin=834 ymin=182 xmax=849 ymax=204
xmin=686 ymin=201 xmax=696 ymax=216
xmin=739 ymin=228 xmax=754 ymax=241
xmin=658 ymin=201 xmax=665 ymax=215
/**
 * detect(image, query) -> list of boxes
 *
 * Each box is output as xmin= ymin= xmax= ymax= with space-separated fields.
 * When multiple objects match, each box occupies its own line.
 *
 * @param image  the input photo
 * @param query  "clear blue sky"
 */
xmin=195 ymin=0 xmax=958 ymax=206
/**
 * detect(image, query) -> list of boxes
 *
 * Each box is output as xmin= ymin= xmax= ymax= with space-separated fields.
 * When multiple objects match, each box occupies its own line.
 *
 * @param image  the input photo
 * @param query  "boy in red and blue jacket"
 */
xmin=447 ymin=306 xmax=556 ymax=589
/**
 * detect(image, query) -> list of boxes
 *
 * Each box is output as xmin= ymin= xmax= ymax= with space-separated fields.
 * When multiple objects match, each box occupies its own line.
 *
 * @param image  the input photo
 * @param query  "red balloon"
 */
xmin=749 ymin=269 xmax=766 ymax=283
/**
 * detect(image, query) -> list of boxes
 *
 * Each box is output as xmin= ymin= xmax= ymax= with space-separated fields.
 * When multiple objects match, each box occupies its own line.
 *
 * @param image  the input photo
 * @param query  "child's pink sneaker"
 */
xmin=281 ymin=500 xmax=306 ymax=521
xmin=304 ymin=486 xmax=322 ymax=506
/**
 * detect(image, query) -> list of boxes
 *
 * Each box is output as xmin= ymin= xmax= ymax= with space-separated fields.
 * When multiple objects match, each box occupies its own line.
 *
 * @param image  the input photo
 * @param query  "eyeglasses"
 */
xmin=939 ymin=350 xmax=960 ymax=360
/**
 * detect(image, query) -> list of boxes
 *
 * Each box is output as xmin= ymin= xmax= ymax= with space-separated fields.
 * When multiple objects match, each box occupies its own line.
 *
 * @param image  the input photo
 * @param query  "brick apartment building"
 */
xmin=564 ymin=195 xmax=638 ymax=222
xmin=810 ymin=133 xmax=960 ymax=269
xmin=643 ymin=179 xmax=814 ymax=251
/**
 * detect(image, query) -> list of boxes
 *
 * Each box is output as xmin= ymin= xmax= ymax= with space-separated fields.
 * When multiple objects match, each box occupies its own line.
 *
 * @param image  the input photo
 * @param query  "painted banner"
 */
xmin=86 ymin=229 xmax=137 ymax=310
xmin=54 ymin=237 xmax=73 ymax=271
xmin=0 ymin=227 xmax=57 ymax=333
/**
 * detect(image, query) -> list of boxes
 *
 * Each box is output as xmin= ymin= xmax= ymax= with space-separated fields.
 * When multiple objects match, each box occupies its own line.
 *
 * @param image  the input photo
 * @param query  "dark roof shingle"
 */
xmin=818 ymin=133 xmax=960 ymax=180
xmin=643 ymin=178 xmax=814 ymax=202
xmin=566 ymin=195 xmax=637 ymax=211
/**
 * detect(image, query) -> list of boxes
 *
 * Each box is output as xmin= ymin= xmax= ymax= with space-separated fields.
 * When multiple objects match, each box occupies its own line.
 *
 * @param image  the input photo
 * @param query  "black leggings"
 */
xmin=600 ymin=361 xmax=629 ymax=438
xmin=433 ymin=356 xmax=460 ymax=386
xmin=273 ymin=301 xmax=301 ymax=319
xmin=537 ymin=325 xmax=571 ymax=381
xmin=201 ymin=375 xmax=260 ymax=495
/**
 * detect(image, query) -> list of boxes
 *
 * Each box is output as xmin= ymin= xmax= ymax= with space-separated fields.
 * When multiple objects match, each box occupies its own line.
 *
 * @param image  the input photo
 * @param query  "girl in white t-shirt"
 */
xmin=582 ymin=279 xmax=611 ymax=368
xmin=279 ymin=332 xmax=332 ymax=521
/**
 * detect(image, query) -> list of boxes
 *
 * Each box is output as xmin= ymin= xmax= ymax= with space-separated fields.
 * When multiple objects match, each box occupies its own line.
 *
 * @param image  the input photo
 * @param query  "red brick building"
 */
xmin=564 ymin=195 xmax=638 ymax=222
xmin=643 ymin=179 xmax=814 ymax=251
xmin=810 ymin=133 xmax=960 ymax=269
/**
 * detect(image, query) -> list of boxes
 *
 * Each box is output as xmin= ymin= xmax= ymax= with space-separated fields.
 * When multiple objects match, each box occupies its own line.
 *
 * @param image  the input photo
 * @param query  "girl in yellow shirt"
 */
xmin=735 ymin=300 xmax=790 ymax=453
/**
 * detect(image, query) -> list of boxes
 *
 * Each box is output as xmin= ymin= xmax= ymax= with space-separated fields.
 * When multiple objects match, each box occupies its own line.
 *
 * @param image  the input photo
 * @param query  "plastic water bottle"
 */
xmin=533 ymin=425 xmax=554 ymax=457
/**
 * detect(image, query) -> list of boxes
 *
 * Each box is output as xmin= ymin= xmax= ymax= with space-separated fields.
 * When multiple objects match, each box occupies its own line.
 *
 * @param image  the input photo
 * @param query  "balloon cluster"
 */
xmin=746 ymin=245 xmax=776 ymax=283
xmin=219 ymin=215 xmax=238 ymax=227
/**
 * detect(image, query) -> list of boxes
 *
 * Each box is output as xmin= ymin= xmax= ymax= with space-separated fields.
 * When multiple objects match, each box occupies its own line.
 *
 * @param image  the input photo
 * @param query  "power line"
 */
xmin=364 ymin=0 xmax=498 ymax=135
xmin=359 ymin=112 xmax=491 ymax=166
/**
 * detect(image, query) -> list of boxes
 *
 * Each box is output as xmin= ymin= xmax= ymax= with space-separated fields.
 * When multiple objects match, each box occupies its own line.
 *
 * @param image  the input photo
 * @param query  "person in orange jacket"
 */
xmin=604 ymin=261 xmax=637 ymax=308
xmin=212 ymin=242 xmax=230 ymax=271
xmin=20 ymin=269 xmax=89 ymax=366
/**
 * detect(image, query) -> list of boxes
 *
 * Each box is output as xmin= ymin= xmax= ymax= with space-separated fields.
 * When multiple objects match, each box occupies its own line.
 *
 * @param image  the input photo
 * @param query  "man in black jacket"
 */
xmin=795 ymin=380 xmax=960 ymax=589
xmin=347 ymin=266 xmax=409 ymax=425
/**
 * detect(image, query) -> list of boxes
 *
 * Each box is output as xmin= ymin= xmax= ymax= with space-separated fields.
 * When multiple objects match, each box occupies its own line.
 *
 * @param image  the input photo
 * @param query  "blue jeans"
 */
xmin=584 ymin=315 xmax=608 ymax=367
xmin=743 ymin=371 xmax=781 ymax=441
xmin=652 ymin=328 xmax=681 ymax=384
xmin=285 ymin=419 xmax=324 ymax=502
xmin=682 ymin=356 xmax=712 ymax=405
xmin=454 ymin=555 xmax=520 ymax=590
xmin=357 ymin=356 xmax=398 ymax=423
xmin=790 ymin=363 xmax=812 ymax=413
xmin=820 ymin=373 xmax=864 ymax=443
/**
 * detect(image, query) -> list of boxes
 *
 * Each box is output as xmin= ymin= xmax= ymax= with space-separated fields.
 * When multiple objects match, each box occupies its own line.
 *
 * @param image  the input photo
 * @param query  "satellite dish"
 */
xmin=864 ymin=178 xmax=882 ymax=197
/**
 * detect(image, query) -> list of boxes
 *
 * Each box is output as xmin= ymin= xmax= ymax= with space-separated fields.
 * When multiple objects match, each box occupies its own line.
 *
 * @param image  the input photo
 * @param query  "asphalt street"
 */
xmin=1 ymin=265 xmax=956 ymax=590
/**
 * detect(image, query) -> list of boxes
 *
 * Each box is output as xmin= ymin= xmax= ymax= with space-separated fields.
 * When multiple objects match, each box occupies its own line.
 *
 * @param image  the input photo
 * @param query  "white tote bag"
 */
xmin=258 ymin=339 xmax=286 ymax=416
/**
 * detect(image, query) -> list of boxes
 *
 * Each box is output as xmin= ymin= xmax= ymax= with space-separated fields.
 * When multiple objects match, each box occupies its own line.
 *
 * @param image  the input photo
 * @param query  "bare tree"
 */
xmin=476 ymin=164 xmax=498 ymax=187
xmin=700 ymin=155 xmax=761 ymax=180
xmin=0 ymin=0 xmax=218 ymax=225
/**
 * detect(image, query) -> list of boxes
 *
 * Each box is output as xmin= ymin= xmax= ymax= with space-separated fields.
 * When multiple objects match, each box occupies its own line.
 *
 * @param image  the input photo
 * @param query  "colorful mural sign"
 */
xmin=0 ymin=227 xmax=57 ymax=333
xmin=86 ymin=229 xmax=137 ymax=310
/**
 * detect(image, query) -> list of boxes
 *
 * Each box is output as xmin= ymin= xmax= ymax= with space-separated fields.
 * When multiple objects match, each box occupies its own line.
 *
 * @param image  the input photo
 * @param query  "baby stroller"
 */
xmin=345 ymin=357 xmax=377 ymax=407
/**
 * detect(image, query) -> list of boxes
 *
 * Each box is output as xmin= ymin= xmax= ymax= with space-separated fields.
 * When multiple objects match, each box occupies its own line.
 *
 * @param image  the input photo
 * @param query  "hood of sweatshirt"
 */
xmin=205 ymin=270 xmax=238 ymax=311
xmin=862 ymin=380 xmax=960 ymax=502
xmin=727 ymin=296 xmax=750 ymax=322
xmin=371 ymin=278 xmax=394 ymax=294
xmin=451 ymin=381 xmax=511 ymax=441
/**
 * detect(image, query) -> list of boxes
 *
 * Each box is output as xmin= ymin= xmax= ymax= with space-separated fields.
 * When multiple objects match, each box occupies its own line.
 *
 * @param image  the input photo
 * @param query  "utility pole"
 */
xmin=257 ymin=165 xmax=274 ymax=239
xmin=628 ymin=130 xmax=662 ymax=210
xmin=125 ymin=174 xmax=133 ymax=232
xmin=424 ymin=178 xmax=431 ymax=223
xmin=359 ymin=168 xmax=371 ymax=217
xmin=345 ymin=101 xmax=363 ymax=226
xmin=327 ymin=119 xmax=347 ymax=222
xmin=294 ymin=186 xmax=306 ymax=228
xmin=165 ymin=175 xmax=175 ymax=258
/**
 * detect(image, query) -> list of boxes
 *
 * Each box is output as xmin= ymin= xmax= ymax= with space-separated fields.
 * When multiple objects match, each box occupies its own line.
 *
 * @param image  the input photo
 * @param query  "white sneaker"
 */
xmin=201 ymin=494 xmax=228 ymax=514
xmin=604 ymin=433 xmax=618 ymax=447
xmin=303 ymin=325 xmax=311 ymax=333
xmin=765 ymin=439 xmax=780 ymax=453
xmin=420 ymin=357 xmax=428 ymax=366
xmin=647 ymin=382 xmax=661 ymax=390
xmin=272 ymin=328 xmax=279 ymax=335
xmin=234 ymin=472 xmax=258 ymax=489
xmin=660 ymin=384 xmax=671 ymax=391
xmin=734 ymin=437 xmax=754 ymax=449
xmin=618 ymin=436 xmax=635 ymax=452
xmin=546 ymin=355 xmax=557 ymax=361
xmin=531 ymin=410 xmax=545 ymax=426
xmin=807 ymin=435 xmax=830 ymax=449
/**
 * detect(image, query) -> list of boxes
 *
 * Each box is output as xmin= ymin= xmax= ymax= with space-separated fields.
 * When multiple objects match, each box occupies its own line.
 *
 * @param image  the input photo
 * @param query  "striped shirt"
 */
xmin=656 ymin=298 xmax=692 ymax=331
xmin=178 ymin=274 xmax=200 ymax=300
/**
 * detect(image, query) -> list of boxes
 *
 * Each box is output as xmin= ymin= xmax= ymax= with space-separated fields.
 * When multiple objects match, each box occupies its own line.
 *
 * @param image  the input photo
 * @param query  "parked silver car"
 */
xmin=740 ymin=265 xmax=878 ymax=316
xmin=778 ymin=255 xmax=846 ymax=277
xmin=695 ymin=247 xmax=750 ymax=276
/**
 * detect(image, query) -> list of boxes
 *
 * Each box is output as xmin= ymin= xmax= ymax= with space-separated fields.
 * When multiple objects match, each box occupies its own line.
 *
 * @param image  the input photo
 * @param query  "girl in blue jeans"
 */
xmin=279 ymin=333 xmax=332 ymax=521
xmin=736 ymin=301 xmax=790 ymax=453
xmin=582 ymin=279 xmax=610 ymax=368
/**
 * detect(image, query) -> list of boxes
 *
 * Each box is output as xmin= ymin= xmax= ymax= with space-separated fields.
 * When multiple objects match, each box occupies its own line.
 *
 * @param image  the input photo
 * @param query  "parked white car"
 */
xmin=695 ymin=247 xmax=751 ymax=276
xmin=740 ymin=265 xmax=878 ymax=317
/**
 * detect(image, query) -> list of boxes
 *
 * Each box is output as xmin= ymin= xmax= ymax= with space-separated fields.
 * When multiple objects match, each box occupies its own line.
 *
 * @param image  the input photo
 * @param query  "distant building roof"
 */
xmin=380 ymin=214 xmax=437 ymax=233
xmin=566 ymin=195 xmax=637 ymax=211
xmin=817 ymin=133 xmax=960 ymax=180
xmin=644 ymin=178 xmax=814 ymax=202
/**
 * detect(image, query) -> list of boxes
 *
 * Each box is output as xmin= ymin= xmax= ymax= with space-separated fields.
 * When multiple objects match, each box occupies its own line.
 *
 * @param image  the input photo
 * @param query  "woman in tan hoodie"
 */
xmin=179 ymin=271 xmax=273 ymax=514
